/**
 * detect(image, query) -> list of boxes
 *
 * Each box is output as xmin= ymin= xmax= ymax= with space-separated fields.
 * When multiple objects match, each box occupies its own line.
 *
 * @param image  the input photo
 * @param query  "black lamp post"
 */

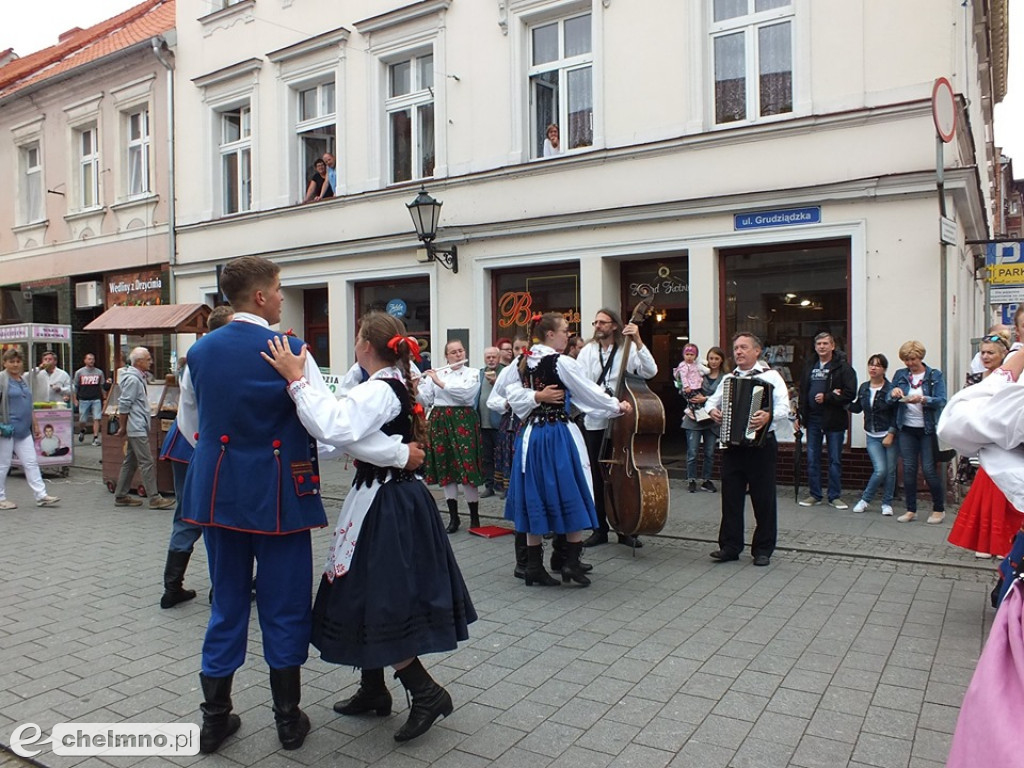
xmin=407 ymin=186 xmax=458 ymax=273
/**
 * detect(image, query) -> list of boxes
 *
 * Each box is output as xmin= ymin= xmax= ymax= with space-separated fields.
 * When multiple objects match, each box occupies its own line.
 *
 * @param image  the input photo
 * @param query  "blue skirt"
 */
xmin=311 ymin=479 xmax=477 ymax=669
xmin=503 ymin=421 xmax=598 ymax=535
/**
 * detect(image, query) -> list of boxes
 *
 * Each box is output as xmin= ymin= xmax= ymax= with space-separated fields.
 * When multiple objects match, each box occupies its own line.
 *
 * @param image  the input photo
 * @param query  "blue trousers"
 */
xmin=897 ymin=427 xmax=944 ymax=513
xmin=806 ymin=416 xmax=844 ymax=501
xmin=201 ymin=526 xmax=313 ymax=677
xmin=685 ymin=427 xmax=715 ymax=481
xmin=167 ymin=461 xmax=202 ymax=553
xmin=861 ymin=435 xmax=896 ymax=505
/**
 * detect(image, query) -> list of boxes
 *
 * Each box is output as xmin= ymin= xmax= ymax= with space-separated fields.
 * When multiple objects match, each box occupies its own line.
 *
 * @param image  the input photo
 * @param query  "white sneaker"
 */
xmin=853 ymin=500 xmax=868 ymax=513
xmin=0 ymin=499 xmax=16 ymax=510
xmin=36 ymin=495 xmax=60 ymax=507
xmin=881 ymin=505 xmax=894 ymax=516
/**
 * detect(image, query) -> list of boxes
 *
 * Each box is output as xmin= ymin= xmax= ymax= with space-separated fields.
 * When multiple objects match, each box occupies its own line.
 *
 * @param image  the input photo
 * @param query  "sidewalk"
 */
xmin=0 ymin=442 xmax=994 ymax=767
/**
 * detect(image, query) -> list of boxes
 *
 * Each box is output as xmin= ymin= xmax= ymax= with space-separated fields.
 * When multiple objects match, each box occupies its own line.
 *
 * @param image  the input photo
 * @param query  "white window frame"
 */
xmin=384 ymin=50 xmax=435 ymax=184
xmin=219 ymin=104 xmax=252 ymax=215
xmin=126 ymin=108 xmax=151 ymax=198
xmin=19 ymin=141 xmax=44 ymax=224
xmin=708 ymin=0 xmax=795 ymax=127
xmin=294 ymin=79 xmax=337 ymax=198
xmin=525 ymin=11 xmax=593 ymax=159
xmin=75 ymin=124 xmax=100 ymax=210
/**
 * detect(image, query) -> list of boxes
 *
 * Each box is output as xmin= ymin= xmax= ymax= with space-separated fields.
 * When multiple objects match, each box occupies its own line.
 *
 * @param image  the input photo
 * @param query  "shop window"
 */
xmin=303 ymin=287 xmax=330 ymax=369
xmin=355 ymin=278 xmax=432 ymax=364
xmin=721 ymin=240 xmax=849 ymax=392
xmin=493 ymin=265 xmax=581 ymax=343
xmin=528 ymin=12 xmax=592 ymax=158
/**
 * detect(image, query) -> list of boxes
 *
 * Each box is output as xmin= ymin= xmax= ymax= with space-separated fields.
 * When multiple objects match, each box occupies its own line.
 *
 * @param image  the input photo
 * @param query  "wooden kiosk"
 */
xmin=83 ymin=304 xmax=211 ymax=496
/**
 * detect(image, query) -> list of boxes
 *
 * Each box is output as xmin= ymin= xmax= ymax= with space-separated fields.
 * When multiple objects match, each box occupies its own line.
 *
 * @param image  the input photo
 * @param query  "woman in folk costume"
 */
xmin=419 ymin=339 xmax=483 ymax=533
xmin=261 ymin=312 xmax=476 ymax=744
xmin=938 ymin=343 xmax=1024 ymax=766
xmin=503 ymin=312 xmax=632 ymax=587
xmin=490 ymin=337 xmax=530 ymax=496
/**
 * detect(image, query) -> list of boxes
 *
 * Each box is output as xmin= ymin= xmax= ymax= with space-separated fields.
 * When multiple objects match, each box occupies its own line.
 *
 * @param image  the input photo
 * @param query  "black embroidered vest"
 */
xmin=521 ymin=355 xmax=570 ymax=426
xmin=353 ymin=377 xmax=420 ymax=489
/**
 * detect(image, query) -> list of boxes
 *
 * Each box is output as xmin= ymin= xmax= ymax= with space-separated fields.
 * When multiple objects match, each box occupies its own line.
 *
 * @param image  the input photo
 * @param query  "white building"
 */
xmin=171 ymin=0 xmax=1007 ymax=455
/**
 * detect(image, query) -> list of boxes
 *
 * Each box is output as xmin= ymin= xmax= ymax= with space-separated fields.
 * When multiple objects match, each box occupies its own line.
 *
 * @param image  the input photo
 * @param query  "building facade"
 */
xmin=170 ymin=0 xmax=1005 ymax=453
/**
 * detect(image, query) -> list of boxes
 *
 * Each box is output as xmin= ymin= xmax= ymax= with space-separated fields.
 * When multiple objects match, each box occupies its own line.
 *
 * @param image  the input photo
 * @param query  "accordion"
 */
xmin=719 ymin=374 xmax=774 ymax=447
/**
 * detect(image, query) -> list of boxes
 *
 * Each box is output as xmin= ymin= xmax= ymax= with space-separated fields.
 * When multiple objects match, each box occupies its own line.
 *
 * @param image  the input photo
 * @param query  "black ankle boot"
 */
xmin=445 ymin=499 xmax=460 ymax=534
xmin=524 ymin=544 xmax=559 ymax=586
xmin=513 ymin=533 xmax=528 ymax=579
xmin=160 ymin=550 xmax=197 ymax=609
xmin=393 ymin=658 xmax=453 ymax=742
xmin=334 ymin=668 xmax=392 ymax=716
xmin=468 ymin=501 xmax=480 ymax=529
xmin=269 ymin=666 xmax=311 ymax=750
xmin=561 ymin=541 xmax=591 ymax=587
xmin=551 ymin=535 xmax=592 ymax=573
xmin=199 ymin=673 xmax=241 ymax=754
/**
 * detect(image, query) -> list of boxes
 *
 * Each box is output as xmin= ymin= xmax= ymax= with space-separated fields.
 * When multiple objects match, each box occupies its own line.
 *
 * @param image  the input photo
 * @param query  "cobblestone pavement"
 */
xmin=0 ymin=443 xmax=996 ymax=767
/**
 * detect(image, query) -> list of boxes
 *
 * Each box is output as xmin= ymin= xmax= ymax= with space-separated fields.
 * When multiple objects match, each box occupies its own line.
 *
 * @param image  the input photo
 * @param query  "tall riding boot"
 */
xmin=393 ymin=658 xmax=453 ymax=742
xmin=269 ymin=666 xmax=311 ymax=750
xmin=550 ymin=535 xmax=593 ymax=573
xmin=513 ymin=533 xmax=528 ymax=579
xmin=561 ymin=541 xmax=591 ymax=587
xmin=333 ymin=668 xmax=392 ymax=716
xmin=468 ymin=501 xmax=480 ymax=529
xmin=524 ymin=544 xmax=559 ymax=587
xmin=445 ymin=498 xmax=460 ymax=534
xmin=198 ymin=673 xmax=241 ymax=754
xmin=160 ymin=550 xmax=197 ymax=609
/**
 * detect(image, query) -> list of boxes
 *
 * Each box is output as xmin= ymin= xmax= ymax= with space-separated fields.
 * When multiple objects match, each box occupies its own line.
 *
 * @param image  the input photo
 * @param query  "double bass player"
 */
xmin=577 ymin=308 xmax=658 ymax=548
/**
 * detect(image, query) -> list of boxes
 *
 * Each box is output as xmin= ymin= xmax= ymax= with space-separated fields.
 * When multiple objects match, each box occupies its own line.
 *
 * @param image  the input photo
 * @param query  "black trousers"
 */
xmin=584 ymin=429 xmax=608 ymax=533
xmin=480 ymin=428 xmax=496 ymax=489
xmin=718 ymin=435 xmax=778 ymax=558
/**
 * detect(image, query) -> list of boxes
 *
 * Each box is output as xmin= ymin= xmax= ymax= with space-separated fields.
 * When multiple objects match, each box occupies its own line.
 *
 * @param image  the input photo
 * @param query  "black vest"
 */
xmin=353 ymin=377 xmax=420 ymax=489
xmin=520 ymin=355 xmax=570 ymax=427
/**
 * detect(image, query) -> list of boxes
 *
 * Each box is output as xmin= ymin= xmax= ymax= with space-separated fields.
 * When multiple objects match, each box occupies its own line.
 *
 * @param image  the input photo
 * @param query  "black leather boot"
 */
xmin=513 ymin=533 xmax=527 ymax=579
xmin=393 ymin=658 xmax=453 ymax=742
xmin=524 ymin=544 xmax=559 ymax=587
xmin=468 ymin=501 xmax=480 ymax=529
xmin=160 ymin=550 xmax=197 ymax=609
xmin=445 ymin=498 xmax=460 ymax=534
xmin=551 ymin=535 xmax=592 ymax=573
xmin=333 ymin=668 xmax=392 ymax=716
xmin=561 ymin=541 xmax=591 ymax=587
xmin=199 ymin=673 xmax=241 ymax=754
xmin=269 ymin=667 xmax=311 ymax=750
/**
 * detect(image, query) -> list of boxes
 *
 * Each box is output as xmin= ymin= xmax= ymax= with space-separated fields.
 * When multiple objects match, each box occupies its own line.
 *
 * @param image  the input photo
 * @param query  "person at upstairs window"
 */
xmin=542 ymin=123 xmax=561 ymax=158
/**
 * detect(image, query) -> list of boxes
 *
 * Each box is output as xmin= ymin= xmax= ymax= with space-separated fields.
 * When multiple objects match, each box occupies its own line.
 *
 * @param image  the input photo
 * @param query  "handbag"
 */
xmin=0 ymin=423 xmax=13 ymax=438
xmin=107 ymin=415 xmax=120 ymax=436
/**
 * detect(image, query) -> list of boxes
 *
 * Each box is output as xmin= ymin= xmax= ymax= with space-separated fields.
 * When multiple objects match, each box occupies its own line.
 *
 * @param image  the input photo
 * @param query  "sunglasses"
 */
xmin=983 ymin=334 xmax=1009 ymax=349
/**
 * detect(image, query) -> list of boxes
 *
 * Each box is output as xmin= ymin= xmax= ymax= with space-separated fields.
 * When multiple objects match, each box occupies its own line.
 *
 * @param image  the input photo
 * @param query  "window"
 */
xmin=220 ymin=105 xmax=252 ymax=214
xmin=77 ymin=126 xmax=100 ymax=209
xmin=295 ymin=81 xmax=336 ymax=197
xmin=127 ymin=109 xmax=151 ymax=197
xmin=710 ymin=0 xmax=793 ymax=125
xmin=386 ymin=53 xmax=434 ymax=183
xmin=528 ymin=13 xmax=592 ymax=158
xmin=20 ymin=143 xmax=43 ymax=223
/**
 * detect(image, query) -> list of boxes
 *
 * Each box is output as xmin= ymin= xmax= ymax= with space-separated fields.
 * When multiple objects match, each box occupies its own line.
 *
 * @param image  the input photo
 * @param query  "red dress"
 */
xmin=948 ymin=468 xmax=1024 ymax=557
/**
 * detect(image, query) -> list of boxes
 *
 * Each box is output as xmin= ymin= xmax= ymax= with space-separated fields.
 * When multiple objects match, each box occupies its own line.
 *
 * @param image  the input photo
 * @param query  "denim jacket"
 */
xmin=848 ymin=379 xmax=896 ymax=434
xmin=890 ymin=365 xmax=946 ymax=434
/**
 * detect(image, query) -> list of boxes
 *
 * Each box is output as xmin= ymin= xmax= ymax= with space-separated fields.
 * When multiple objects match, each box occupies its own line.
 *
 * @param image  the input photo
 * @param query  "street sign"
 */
xmin=990 ymin=286 xmax=1024 ymax=304
xmin=940 ymin=216 xmax=956 ymax=245
xmin=988 ymin=264 xmax=1024 ymax=284
xmin=734 ymin=207 xmax=821 ymax=230
xmin=932 ymin=77 xmax=957 ymax=143
xmin=986 ymin=241 xmax=1024 ymax=266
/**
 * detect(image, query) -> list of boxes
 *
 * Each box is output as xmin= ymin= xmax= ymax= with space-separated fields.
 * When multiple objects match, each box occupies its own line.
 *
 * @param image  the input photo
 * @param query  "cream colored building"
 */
xmin=171 ymin=0 xmax=1007 ymax=448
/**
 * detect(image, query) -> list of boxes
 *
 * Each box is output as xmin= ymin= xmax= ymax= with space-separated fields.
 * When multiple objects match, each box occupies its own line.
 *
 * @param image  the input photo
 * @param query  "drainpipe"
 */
xmin=152 ymin=35 xmax=177 ymax=361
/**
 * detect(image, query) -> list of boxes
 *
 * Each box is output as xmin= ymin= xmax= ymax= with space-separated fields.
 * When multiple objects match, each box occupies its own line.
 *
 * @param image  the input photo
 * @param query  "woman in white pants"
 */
xmin=0 ymin=347 xmax=60 ymax=509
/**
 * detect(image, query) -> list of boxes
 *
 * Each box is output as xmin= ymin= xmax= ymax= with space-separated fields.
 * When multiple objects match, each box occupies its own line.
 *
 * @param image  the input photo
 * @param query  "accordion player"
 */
xmin=719 ymin=375 xmax=775 ymax=447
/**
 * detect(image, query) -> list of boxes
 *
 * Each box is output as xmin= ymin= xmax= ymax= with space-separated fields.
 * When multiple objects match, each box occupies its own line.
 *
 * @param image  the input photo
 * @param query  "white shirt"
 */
xmin=43 ymin=366 xmax=72 ymax=403
xmin=705 ymin=362 xmax=791 ymax=435
xmin=575 ymin=339 xmax=658 ymax=431
xmin=503 ymin=345 xmax=624 ymax=422
xmin=417 ymin=363 xmax=480 ymax=409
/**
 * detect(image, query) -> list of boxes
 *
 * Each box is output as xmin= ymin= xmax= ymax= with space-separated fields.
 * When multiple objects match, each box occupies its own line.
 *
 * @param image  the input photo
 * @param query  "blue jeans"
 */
xmin=897 ymin=427 xmax=944 ymax=513
xmin=862 ymin=435 xmax=896 ymax=505
xmin=686 ymin=427 xmax=715 ymax=481
xmin=807 ymin=416 xmax=844 ymax=501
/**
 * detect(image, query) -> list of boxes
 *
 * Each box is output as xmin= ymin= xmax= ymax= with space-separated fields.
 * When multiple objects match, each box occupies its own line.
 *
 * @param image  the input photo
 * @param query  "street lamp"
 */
xmin=406 ymin=186 xmax=459 ymax=273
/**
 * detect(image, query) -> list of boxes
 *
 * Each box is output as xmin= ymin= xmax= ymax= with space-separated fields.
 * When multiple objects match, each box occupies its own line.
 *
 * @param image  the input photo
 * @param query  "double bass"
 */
xmin=600 ymin=285 xmax=670 ymax=543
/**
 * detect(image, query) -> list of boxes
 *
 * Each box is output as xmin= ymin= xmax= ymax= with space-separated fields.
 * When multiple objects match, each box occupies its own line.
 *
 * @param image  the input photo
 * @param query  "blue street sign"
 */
xmin=986 ymin=241 xmax=1024 ymax=266
xmin=734 ymin=207 xmax=821 ymax=230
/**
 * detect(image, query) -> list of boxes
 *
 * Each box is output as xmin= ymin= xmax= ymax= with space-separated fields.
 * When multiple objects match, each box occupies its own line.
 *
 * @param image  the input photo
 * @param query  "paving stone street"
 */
xmin=0 ymin=443 xmax=995 ymax=768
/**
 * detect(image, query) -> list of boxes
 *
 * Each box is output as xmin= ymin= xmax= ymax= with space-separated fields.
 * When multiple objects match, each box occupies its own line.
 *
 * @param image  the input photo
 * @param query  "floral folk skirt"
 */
xmin=424 ymin=406 xmax=484 ymax=487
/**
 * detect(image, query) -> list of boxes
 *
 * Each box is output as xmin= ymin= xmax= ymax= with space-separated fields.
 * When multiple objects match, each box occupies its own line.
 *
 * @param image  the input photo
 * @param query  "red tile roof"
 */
xmin=0 ymin=0 xmax=175 ymax=99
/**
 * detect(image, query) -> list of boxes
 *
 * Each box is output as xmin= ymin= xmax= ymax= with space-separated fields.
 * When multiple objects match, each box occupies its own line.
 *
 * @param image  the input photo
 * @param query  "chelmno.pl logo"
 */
xmin=10 ymin=723 xmax=200 ymax=757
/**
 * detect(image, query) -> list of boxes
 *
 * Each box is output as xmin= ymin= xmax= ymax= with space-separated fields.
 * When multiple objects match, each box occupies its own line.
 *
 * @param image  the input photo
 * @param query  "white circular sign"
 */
xmin=932 ymin=77 xmax=957 ymax=143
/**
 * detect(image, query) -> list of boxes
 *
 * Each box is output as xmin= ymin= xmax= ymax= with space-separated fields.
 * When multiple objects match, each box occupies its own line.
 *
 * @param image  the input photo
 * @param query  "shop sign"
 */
xmin=0 ymin=324 xmax=72 ymax=342
xmin=105 ymin=269 xmax=165 ymax=308
xmin=386 ymin=298 xmax=408 ymax=318
xmin=988 ymin=264 xmax=1024 ymax=285
xmin=497 ymin=291 xmax=580 ymax=329
xmin=986 ymin=241 xmax=1024 ymax=266
xmin=734 ymin=207 xmax=821 ymax=230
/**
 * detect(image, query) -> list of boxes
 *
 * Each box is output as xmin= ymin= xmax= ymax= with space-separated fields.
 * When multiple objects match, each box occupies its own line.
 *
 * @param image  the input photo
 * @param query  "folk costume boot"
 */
xmin=269 ymin=666 xmax=311 ymax=750
xmin=513 ymin=533 xmax=528 ymax=579
xmin=160 ymin=550 xmax=197 ymax=609
xmin=445 ymin=498 xmax=460 ymax=534
xmin=561 ymin=541 xmax=592 ymax=587
xmin=468 ymin=501 xmax=480 ymax=529
xmin=333 ymin=668 xmax=392 ymax=716
xmin=198 ymin=673 xmax=241 ymax=754
xmin=550 ymin=534 xmax=593 ymax=573
xmin=524 ymin=544 xmax=559 ymax=587
xmin=393 ymin=658 xmax=453 ymax=742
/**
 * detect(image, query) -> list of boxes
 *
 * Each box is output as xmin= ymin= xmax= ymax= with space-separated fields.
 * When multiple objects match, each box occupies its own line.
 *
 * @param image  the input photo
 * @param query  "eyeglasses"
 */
xmin=983 ymin=334 xmax=1009 ymax=349
xmin=499 ymin=347 xmax=512 ymax=352
xmin=592 ymin=320 xmax=613 ymax=327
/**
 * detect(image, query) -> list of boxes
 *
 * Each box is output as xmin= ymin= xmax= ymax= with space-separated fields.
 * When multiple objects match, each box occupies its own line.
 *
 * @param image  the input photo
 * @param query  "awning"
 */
xmin=83 ymin=304 xmax=212 ymax=335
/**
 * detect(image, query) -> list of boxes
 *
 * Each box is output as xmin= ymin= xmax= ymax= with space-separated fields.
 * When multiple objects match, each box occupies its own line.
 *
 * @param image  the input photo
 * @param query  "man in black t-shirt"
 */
xmin=73 ymin=353 xmax=110 ymax=446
